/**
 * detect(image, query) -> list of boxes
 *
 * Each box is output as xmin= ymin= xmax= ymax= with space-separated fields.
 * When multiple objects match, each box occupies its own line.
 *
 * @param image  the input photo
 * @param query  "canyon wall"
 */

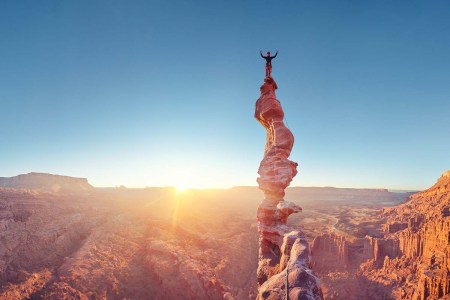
xmin=311 ymin=171 xmax=450 ymax=299
xmin=380 ymin=171 xmax=450 ymax=299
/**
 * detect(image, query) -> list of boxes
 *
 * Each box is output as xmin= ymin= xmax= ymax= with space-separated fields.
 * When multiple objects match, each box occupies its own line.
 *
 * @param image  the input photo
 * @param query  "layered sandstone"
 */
xmin=312 ymin=234 xmax=349 ymax=270
xmin=255 ymin=76 xmax=322 ymax=299
xmin=311 ymin=171 xmax=450 ymax=299
xmin=312 ymin=234 xmax=404 ymax=270
xmin=376 ymin=171 xmax=450 ymax=299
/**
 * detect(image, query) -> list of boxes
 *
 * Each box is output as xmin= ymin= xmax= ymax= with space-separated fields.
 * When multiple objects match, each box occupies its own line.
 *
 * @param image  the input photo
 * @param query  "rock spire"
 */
xmin=255 ymin=76 xmax=322 ymax=299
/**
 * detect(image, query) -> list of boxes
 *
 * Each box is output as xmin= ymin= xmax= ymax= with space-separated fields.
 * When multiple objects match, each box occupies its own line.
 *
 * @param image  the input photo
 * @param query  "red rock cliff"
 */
xmin=309 ymin=171 xmax=449 ymax=299
xmin=378 ymin=171 xmax=450 ymax=299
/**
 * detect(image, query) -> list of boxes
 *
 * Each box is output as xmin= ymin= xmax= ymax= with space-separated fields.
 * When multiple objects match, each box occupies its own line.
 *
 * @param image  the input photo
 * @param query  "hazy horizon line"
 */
xmin=0 ymin=171 xmax=427 ymax=192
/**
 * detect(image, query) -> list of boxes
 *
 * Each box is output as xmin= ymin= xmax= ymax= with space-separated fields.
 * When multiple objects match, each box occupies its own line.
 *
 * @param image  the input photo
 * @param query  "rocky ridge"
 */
xmin=375 ymin=170 xmax=450 ymax=299
xmin=311 ymin=171 xmax=450 ymax=299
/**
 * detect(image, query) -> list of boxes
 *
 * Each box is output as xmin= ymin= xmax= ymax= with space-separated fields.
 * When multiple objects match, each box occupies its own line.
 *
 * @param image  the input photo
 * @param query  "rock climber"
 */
xmin=260 ymin=50 xmax=278 ymax=77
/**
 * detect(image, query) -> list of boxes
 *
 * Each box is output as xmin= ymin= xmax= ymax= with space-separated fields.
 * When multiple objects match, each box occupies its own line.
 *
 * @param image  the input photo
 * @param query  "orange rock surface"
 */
xmin=311 ymin=171 xmax=450 ymax=299
xmin=376 ymin=171 xmax=450 ymax=299
xmin=255 ymin=77 xmax=322 ymax=299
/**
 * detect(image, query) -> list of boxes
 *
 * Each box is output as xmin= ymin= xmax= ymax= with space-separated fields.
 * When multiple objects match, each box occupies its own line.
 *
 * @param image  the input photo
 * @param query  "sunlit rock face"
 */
xmin=255 ymin=76 xmax=322 ymax=299
xmin=310 ymin=171 xmax=450 ymax=299
xmin=255 ymin=77 xmax=297 ymax=199
xmin=376 ymin=170 xmax=450 ymax=300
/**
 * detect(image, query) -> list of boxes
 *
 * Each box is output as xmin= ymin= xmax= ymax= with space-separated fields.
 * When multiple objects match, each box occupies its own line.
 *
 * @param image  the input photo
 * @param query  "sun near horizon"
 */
xmin=1 ymin=1 xmax=449 ymax=299
xmin=1 ymin=1 xmax=449 ymax=193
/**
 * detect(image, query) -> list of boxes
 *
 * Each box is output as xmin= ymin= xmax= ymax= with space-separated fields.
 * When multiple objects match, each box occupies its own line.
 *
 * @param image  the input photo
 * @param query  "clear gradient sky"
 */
xmin=1 ymin=1 xmax=449 ymax=190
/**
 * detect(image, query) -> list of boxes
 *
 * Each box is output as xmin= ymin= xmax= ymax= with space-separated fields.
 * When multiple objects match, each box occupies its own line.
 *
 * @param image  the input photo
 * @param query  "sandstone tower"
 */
xmin=255 ymin=76 xmax=322 ymax=299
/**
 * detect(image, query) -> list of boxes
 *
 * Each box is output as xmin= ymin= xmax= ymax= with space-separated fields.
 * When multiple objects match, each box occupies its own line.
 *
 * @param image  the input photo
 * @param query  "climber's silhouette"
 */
xmin=260 ymin=50 xmax=278 ymax=77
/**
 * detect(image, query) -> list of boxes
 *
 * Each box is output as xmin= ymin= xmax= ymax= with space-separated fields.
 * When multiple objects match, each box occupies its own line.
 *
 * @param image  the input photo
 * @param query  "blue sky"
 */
xmin=1 ymin=0 xmax=449 ymax=189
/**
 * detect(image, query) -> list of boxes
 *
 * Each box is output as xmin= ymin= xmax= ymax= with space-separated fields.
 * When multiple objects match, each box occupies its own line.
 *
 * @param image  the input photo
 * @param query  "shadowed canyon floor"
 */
xmin=2 ymin=173 xmax=440 ymax=300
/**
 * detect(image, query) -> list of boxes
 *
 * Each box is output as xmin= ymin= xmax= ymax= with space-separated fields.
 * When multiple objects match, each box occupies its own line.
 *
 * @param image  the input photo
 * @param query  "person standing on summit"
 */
xmin=260 ymin=50 xmax=278 ymax=77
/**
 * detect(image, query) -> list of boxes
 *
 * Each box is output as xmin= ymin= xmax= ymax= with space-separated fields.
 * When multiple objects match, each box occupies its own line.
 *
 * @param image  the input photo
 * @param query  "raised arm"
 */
xmin=260 ymin=51 xmax=267 ymax=59
xmin=271 ymin=51 xmax=278 ymax=59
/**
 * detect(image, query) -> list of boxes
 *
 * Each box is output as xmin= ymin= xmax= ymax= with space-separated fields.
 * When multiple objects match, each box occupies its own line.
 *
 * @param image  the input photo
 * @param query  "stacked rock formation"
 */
xmin=255 ymin=76 xmax=322 ymax=299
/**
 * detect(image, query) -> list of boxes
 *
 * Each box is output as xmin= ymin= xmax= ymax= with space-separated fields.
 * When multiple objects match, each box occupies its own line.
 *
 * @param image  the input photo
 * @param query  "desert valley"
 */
xmin=1 ymin=171 xmax=448 ymax=300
